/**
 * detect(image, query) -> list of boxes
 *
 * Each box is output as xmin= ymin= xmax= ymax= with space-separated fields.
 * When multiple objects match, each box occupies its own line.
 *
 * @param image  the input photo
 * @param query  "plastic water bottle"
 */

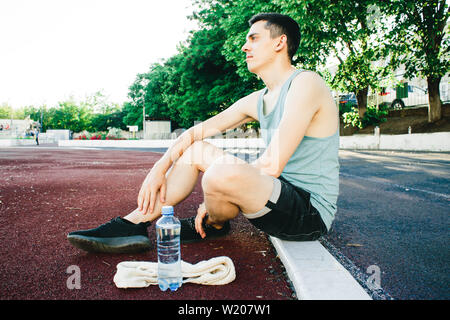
xmin=156 ymin=206 xmax=182 ymax=291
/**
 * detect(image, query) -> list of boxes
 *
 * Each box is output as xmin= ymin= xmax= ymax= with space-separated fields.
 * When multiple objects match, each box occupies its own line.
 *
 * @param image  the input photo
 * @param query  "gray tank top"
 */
xmin=257 ymin=69 xmax=339 ymax=231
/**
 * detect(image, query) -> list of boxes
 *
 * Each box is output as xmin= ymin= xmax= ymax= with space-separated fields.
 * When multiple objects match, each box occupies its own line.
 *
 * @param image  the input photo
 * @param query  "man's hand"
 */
xmin=136 ymin=129 xmax=194 ymax=216
xmin=137 ymin=166 xmax=167 ymax=215
xmin=195 ymin=202 xmax=208 ymax=239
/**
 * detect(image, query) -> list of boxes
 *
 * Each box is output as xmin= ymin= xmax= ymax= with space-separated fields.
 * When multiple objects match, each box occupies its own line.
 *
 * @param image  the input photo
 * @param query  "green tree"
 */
xmin=166 ymin=26 xmax=255 ymax=127
xmin=127 ymin=73 xmax=153 ymax=130
xmin=12 ymin=104 xmax=51 ymax=131
xmin=122 ymin=101 xmax=143 ymax=130
xmin=195 ymin=0 xmax=390 ymax=118
xmin=82 ymin=91 xmax=123 ymax=116
xmin=89 ymin=110 xmax=127 ymax=132
xmin=277 ymin=0 xmax=390 ymax=117
xmin=83 ymin=92 xmax=125 ymax=132
xmin=18 ymin=105 xmax=39 ymax=122
xmin=142 ymin=62 xmax=180 ymax=125
xmin=46 ymin=99 xmax=92 ymax=132
xmin=125 ymin=12 xmax=256 ymax=129
xmin=195 ymin=0 xmax=280 ymax=85
xmin=386 ymin=0 xmax=449 ymax=123
xmin=0 ymin=103 xmax=14 ymax=118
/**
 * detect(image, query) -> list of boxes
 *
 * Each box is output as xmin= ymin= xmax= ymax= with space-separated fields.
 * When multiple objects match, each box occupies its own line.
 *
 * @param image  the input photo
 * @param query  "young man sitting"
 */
xmin=67 ymin=13 xmax=339 ymax=253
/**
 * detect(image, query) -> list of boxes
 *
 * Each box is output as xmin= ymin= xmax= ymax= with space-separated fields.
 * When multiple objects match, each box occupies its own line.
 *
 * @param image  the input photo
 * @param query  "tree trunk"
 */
xmin=356 ymin=86 xmax=369 ymax=118
xmin=427 ymin=77 xmax=442 ymax=123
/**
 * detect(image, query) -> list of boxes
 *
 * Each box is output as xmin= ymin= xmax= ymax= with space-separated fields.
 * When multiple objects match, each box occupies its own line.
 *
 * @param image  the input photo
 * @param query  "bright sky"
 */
xmin=0 ymin=0 xmax=197 ymax=109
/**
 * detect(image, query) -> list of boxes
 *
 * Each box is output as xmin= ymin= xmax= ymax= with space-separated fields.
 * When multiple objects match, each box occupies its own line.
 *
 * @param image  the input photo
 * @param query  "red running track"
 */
xmin=0 ymin=147 xmax=294 ymax=300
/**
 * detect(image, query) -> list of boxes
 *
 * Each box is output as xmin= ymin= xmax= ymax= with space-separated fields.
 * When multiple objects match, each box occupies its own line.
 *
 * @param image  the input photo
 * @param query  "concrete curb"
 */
xmin=270 ymin=237 xmax=372 ymax=300
xmin=340 ymin=132 xmax=450 ymax=152
xmin=0 ymin=139 xmax=36 ymax=147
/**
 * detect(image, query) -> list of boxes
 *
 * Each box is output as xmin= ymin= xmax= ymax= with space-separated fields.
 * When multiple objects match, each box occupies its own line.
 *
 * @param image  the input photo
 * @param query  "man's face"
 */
xmin=241 ymin=20 xmax=280 ymax=73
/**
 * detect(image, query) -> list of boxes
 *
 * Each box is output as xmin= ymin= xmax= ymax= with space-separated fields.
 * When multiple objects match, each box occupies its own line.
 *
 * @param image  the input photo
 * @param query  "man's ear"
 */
xmin=274 ymin=34 xmax=288 ymax=53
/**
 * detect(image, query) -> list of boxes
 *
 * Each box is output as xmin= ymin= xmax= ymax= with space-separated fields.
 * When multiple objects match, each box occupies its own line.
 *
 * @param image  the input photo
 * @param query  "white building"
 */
xmin=0 ymin=118 xmax=38 ymax=138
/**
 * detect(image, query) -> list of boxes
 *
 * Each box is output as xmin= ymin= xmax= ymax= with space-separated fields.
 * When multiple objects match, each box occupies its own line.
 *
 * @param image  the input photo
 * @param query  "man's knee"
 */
xmin=202 ymin=158 xmax=244 ymax=195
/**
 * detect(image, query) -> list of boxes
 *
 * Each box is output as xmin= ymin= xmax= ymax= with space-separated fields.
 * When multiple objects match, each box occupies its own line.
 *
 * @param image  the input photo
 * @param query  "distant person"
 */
xmin=68 ymin=13 xmax=340 ymax=253
xmin=35 ymin=128 xmax=39 ymax=145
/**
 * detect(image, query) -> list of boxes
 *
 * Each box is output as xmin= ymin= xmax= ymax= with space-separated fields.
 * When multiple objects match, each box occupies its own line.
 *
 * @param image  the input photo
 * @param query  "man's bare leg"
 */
xmin=67 ymin=141 xmax=276 ymax=252
xmin=125 ymin=141 xmax=275 ymax=239
xmin=201 ymin=154 xmax=275 ymax=227
xmin=123 ymin=141 xmax=226 ymax=224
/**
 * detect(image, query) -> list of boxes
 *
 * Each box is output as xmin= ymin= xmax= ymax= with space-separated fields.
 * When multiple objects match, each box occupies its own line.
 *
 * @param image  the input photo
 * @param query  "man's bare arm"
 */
xmin=155 ymin=91 xmax=259 ymax=173
xmin=137 ymin=91 xmax=259 ymax=214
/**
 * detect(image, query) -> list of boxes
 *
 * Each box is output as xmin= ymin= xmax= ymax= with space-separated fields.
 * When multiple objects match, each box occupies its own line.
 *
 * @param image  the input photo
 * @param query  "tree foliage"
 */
xmin=2 ymin=93 xmax=126 ymax=133
xmin=128 ymin=18 xmax=255 ymax=129
xmin=0 ymin=103 xmax=15 ymax=119
xmin=387 ymin=0 xmax=449 ymax=81
xmin=6 ymin=1 xmax=448 ymax=131
xmin=385 ymin=0 xmax=449 ymax=122
xmin=282 ymin=0 xmax=391 ymax=116
xmin=190 ymin=0 xmax=392 ymax=118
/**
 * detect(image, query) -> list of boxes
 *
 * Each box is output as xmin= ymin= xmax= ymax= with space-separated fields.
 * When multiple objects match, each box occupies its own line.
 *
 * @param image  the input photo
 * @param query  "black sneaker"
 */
xmin=67 ymin=217 xmax=152 ymax=253
xmin=180 ymin=215 xmax=230 ymax=243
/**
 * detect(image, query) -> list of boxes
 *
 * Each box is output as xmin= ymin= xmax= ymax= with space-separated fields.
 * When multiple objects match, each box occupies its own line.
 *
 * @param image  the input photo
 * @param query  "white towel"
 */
xmin=113 ymin=256 xmax=235 ymax=288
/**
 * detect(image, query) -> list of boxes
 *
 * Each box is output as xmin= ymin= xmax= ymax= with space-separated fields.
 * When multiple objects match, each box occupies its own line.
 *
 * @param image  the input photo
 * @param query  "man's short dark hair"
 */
xmin=248 ymin=13 xmax=300 ymax=61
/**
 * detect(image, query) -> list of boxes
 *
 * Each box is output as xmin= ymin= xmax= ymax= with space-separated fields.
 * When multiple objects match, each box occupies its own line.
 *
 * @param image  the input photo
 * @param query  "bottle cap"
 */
xmin=161 ymin=206 xmax=174 ymax=215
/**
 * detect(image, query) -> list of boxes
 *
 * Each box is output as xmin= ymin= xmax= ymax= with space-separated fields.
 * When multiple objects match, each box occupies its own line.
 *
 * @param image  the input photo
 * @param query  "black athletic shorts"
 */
xmin=243 ymin=175 xmax=328 ymax=241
